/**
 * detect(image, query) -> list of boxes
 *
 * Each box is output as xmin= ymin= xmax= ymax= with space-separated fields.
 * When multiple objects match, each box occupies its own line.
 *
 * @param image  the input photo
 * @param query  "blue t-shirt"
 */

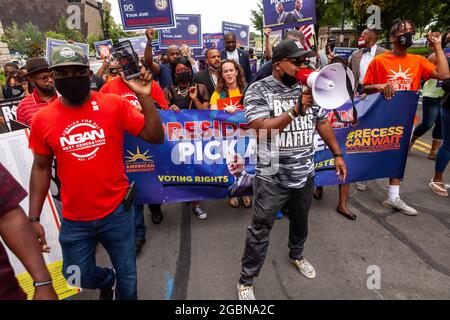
xmin=154 ymin=63 xmax=173 ymax=89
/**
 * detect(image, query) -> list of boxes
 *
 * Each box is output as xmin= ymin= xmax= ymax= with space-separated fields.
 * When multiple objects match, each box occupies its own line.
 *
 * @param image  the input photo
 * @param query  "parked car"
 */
xmin=412 ymin=38 xmax=428 ymax=48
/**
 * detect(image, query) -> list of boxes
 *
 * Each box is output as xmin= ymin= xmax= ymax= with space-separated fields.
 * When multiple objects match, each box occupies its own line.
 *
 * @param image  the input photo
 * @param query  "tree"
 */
xmin=352 ymin=0 xmax=443 ymax=46
xmin=250 ymin=0 xmax=264 ymax=49
xmin=1 ymin=22 xmax=45 ymax=56
xmin=54 ymin=17 xmax=85 ymax=43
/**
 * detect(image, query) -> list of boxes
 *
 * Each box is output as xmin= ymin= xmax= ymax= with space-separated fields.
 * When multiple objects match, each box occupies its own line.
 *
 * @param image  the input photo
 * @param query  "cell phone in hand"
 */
xmin=113 ymin=40 xmax=140 ymax=80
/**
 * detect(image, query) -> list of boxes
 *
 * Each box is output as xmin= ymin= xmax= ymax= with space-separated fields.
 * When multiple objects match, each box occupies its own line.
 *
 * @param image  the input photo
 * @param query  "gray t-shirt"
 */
xmin=244 ymin=75 xmax=327 ymax=188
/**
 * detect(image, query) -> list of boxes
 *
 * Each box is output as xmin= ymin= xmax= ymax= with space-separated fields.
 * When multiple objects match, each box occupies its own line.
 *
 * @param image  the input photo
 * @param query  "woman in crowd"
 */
xmin=429 ymin=31 xmax=450 ymax=197
xmin=210 ymin=59 xmax=251 ymax=208
xmin=164 ymin=56 xmax=210 ymax=219
xmin=3 ymin=71 xmax=30 ymax=99
xmin=410 ymin=33 xmax=448 ymax=159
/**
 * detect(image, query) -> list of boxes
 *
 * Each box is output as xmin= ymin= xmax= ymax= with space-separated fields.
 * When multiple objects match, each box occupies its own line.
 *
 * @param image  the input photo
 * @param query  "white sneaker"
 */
xmin=355 ymin=181 xmax=367 ymax=191
xmin=383 ymin=197 xmax=417 ymax=216
xmin=237 ymin=283 xmax=255 ymax=300
xmin=289 ymin=256 xmax=316 ymax=279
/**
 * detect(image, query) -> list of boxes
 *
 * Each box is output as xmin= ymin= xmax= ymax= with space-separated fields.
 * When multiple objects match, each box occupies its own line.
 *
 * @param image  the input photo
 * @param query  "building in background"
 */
xmin=0 ymin=20 xmax=11 ymax=66
xmin=318 ymin=26 xmax=358 ymax=49
xmin=0 ymin=0 xmax=110 ymax=38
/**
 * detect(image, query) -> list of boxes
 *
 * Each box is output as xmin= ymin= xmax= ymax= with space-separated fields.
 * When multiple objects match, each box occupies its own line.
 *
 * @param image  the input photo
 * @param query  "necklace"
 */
xmin=175 ymin=83 xmax=190 ymax=97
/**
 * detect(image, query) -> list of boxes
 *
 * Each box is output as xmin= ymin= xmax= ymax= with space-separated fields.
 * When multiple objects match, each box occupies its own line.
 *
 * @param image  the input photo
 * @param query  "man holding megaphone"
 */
xmin=237 ymin=39 xmax=347 ymax=300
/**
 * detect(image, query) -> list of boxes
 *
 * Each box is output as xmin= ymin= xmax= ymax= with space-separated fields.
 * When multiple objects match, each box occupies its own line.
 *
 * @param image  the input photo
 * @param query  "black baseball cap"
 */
xmin=272 ymin=39 xmax=315 ymax=63
xmin=25 ymin=57 xmax=50 ymax=76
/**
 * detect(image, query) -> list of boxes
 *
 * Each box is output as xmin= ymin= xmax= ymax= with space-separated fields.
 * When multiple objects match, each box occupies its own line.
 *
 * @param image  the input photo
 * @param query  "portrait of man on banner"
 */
xmin=263 ymin=0 xmax=316 ymax=31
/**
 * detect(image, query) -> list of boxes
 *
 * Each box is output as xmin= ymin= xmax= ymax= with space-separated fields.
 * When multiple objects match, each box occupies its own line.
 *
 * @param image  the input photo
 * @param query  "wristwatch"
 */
xmin=29 ymin=216 xmax=40 ymax=223
xmin=333 ymin=153 xmax=344 ymax=158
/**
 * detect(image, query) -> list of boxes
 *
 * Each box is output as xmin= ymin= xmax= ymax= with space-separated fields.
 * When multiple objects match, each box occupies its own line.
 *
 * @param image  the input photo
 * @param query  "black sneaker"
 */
xmin=192 ymin=205 xmax=207 ymax=220
xmin=150 ymin=205 xmax=163 ymax=224
xmin=99 ymin=268 xmax=116 ymax=300
xmin=135 ymin=239 xmax=146 ymax=255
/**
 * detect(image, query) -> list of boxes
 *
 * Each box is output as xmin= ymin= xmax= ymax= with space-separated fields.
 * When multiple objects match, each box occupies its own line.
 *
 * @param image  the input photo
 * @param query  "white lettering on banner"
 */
xmin=172 ymin=139 xmax=257 ymax=165
xmin=272 ymin=96 xmax=315 ymax=150
xmin=60 ymin=120 xmax=106 ymax=161
xmin=1 ymin=106 xmax=16 ymax=122
xmin=270 ymin=0 xmax=294 ymax=5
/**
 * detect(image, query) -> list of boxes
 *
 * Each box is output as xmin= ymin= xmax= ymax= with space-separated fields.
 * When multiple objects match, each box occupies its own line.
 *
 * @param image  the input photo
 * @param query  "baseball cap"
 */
xmin=25 ymin=57 xmax=50 ymax=75
xmin=272 ymin=39 xmax=315 ymax=63
xmin=50 ymin=44 xmax=89 ymax=69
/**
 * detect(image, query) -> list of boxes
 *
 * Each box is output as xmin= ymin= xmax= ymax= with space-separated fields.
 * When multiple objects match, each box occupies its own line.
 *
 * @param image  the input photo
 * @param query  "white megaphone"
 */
xmin=295 ymin=63 xmax=355 ymax=110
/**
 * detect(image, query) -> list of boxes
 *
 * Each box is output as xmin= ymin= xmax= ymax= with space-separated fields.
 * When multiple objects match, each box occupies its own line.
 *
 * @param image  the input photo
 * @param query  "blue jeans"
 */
xmin=134 ymin=205 xmax=146 ymax=241
xmin=413 ymin=97 xmax=443 ymax=140
xmin=436 ymin=107 xmax=450 ymax=173
xmin=59 ymin=203 xmax=137 ymax=300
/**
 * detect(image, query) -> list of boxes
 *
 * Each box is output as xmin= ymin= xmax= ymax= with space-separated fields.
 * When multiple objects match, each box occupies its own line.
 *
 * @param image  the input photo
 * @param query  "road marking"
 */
xmin=412 ymin=145 xmax=430 ymax=153
xmin=415 ymin=139 xmax=432 ymax=148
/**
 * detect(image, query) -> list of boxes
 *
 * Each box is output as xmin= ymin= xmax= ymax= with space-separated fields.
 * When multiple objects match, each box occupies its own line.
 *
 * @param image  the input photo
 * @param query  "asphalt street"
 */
xmin=76 ymin=103 xmax=450 ymax=300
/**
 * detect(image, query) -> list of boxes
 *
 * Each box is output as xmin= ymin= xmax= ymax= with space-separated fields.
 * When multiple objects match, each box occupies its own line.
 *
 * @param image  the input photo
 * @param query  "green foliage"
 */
xmin=54 ymin=17 xmax=85 ymax=43
xmin=45 ymin=31 xmax=67 ymax=40
xmin=1 ymin=22 xmax=45 ymax=55
xmin=407 ymin=47 xmax=430 ymax=57
xmin=250 ymin=0 xmax=264 ymax=48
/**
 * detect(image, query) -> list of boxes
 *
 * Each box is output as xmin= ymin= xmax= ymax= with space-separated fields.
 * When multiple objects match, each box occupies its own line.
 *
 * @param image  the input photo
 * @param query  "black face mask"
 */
xmin=175 ymin=70 xmax=192 ymax=83
xmin=5 ymin=85 xmax=25 ymax=98
xmin=279 ymin=66 xmax=298 ymax=88
xmin=55 ymin=76 xmax=91 ymax=105
xmin=396 ymin=32 xmax=414 ymax=48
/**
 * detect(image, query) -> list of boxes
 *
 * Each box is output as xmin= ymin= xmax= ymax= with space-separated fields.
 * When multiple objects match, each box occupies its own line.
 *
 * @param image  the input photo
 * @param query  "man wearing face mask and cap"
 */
xmin=27 ymin=44 xmax=165 ymax=300
xmin=16 ymin=58 xmax=58 ymax=126
xmin=362 ymin=20 xmax=449 ymax=216
xmin=237 ymin=39 xmax=347 ymax=300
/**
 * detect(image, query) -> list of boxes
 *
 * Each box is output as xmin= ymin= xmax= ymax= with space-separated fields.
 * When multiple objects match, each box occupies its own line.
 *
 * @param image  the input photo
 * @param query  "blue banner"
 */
xmin=222 ymin=22 xmax=250 ymax=48
xmin=124 ymin=92 xmax=419 ymax=204
xmin=118 ymin=0 xmax=176 ymax=31
xmin=45 ymin=38 xmax=89 ymax=64
xmin=158 ymin=14 xmax=203 ymax=49
xmin=94 ymin=39 xmax=114 ymax=59
xmin=250 ymin=58 xmax=258 ymax=75
xmin=118 ymin=36 xmax=148 ymax=56
xmin=203 ymin=33 xmax=225 ymax=51
xmin=192 ymin=48 xmax=205 ymax=60
xmin=333 ymin=47 xmax=358 ymax=62
xmin=315 ymin=91 xmax=419 ymax=186
xmin=263 ymin=0 xmax=316 ymax=31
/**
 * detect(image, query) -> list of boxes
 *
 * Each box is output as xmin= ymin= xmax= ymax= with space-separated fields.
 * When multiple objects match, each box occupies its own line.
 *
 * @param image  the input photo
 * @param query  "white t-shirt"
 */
xmin=359 ymin=44 xmax=377 ymax=85
xmin=226 ymin=49 xmax=240 ymax=64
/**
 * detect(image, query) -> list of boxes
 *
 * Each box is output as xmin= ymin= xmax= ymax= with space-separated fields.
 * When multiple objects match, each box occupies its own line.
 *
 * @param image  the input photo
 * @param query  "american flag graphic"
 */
xmin=299 ymin=24 xmax=315 ymax=50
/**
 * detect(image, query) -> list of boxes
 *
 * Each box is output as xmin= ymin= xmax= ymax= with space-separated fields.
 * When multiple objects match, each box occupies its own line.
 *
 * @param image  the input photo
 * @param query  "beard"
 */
xmin=37 ymin=84 xmax=56 ymax=96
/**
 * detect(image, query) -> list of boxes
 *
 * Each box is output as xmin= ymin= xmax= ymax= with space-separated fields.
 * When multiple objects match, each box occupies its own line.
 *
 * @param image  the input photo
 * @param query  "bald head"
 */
xmin=224 ymin=32 xmax=237 ymax=52
xmin=361 ymin=28 xmax=378 ymax=48
xmin=167 ymin=45 xmax=181 ymax=65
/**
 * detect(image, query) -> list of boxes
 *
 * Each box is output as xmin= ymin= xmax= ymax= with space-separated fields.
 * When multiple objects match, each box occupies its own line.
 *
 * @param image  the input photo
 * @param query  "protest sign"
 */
xmin=158 ymin=14 xmax=203 ymax=49
xmin=0 ymin=97 xmax=23 ymax=132
xmin=94 ymin=39 xmax=114 ymax=59
xmin=45 ymin=38 xmax=89 ymax=64
xmin=333 ymin=47 xmax=358 ymax=61
xmin=203 ymin=33 xmax=225 ymax=51
xmin=118 ymin=36 xmax=148 ymax=56
xmin=222 ymin=21 xmax=249 ymax=47
xmin=118 ymin=0 xmax=176 ymax=31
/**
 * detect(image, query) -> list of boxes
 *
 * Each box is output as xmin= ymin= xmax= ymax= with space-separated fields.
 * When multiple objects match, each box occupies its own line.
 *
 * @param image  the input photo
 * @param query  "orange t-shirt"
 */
xmin=100 ymin=77 xmax=169 ymax=110
xmin=29 ymin=91 xmax=145 ymax=221
xmin=363 ymin=52 xmax=436 ymax=91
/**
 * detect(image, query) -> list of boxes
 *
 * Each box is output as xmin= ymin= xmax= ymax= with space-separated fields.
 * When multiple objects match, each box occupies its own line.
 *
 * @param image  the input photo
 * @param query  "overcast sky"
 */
xmin=109 ymin=0 xmax=259 ymax=33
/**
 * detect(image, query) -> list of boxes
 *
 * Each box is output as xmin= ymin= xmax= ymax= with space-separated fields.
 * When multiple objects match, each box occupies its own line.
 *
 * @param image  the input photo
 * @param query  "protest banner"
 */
xmin=0 ymin=130 xmax=79 ymax=300
xmin=152 ymin=39 xmax=162 ymax=56
xmin=0 ymin=97 xmax=23 ymax=132
xmin=158 ymin=14 xmax=203 ymax=49
xmin=263 ymin=0 xmax=317 ymax=31
xmin=203 ymin=33 xmax=225 ymax=51
xmin=118 ymin=0 xmax=176 ymax=31
xmin=222 ymin=21 xmax=249 ymax=47
xmin=193 ymin=48 xmax=205 ymax=60
xmin=123 ymin=91 xmax=419 ymax=204
xmin=45 ymin=38 xmax=89 ymax=64
xmin=118 ymin=36 xmax=148 ymax=56
xmin=94 ymin=39 xmax=114 ymax=59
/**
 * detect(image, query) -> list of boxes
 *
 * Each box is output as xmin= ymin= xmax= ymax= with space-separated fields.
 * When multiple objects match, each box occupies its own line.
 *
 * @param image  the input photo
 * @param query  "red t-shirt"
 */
xmin=363 ymin=52 xmax=436 ymax=91
xmin=16 ymin=90 xmax=58 ymax=126
xmin=100 ymin=77 xmax=169 ymax=110
xmin=29 ymin=91 xmax=145 ymax=221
